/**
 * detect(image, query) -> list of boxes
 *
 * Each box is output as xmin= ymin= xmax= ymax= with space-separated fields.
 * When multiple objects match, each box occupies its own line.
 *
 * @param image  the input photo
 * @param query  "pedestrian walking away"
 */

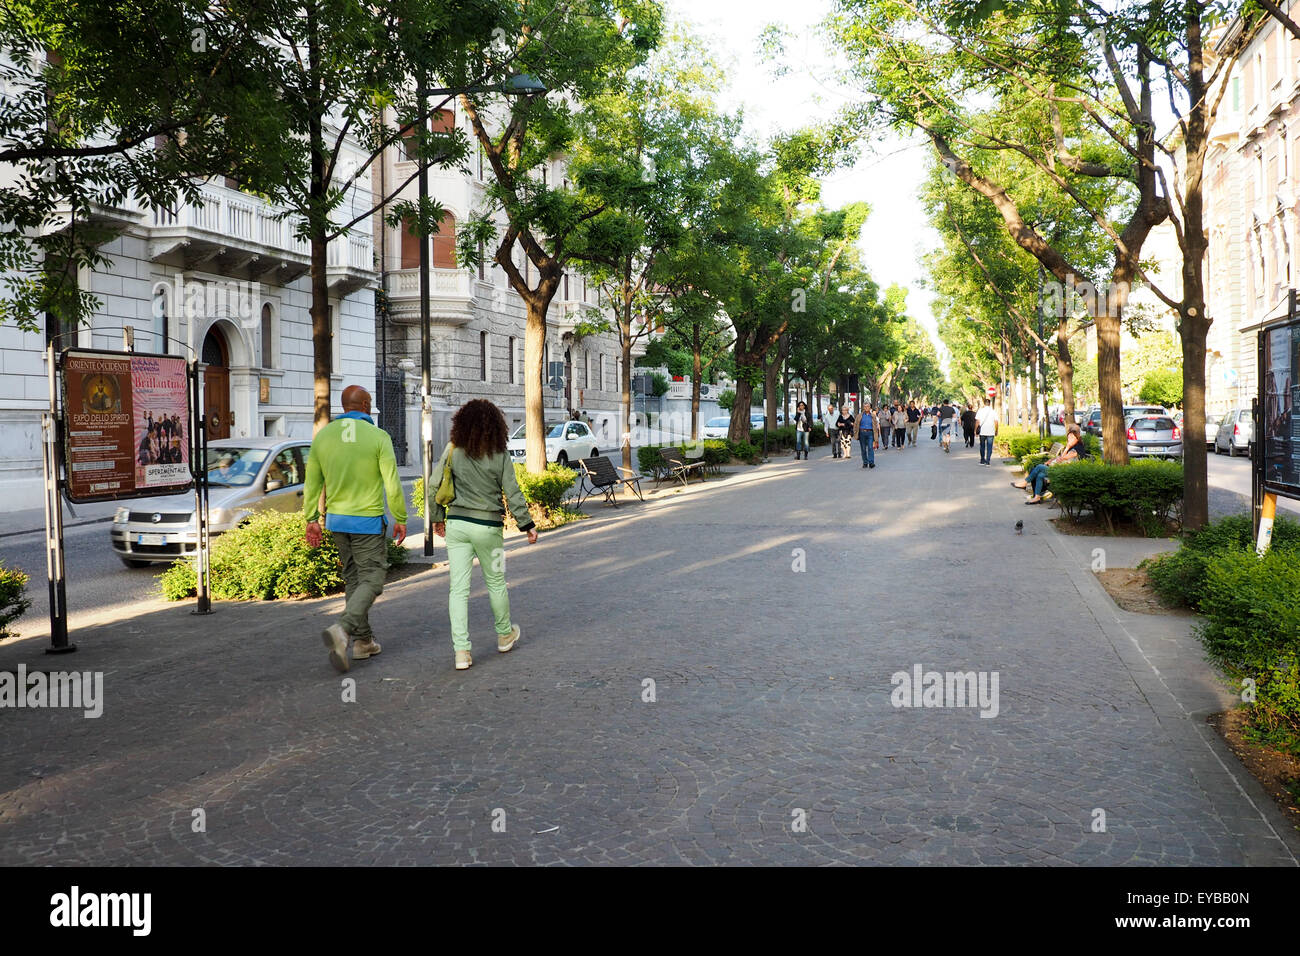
xmin=961 ymin=403 xmax=977 ymax=448
xmin=938 ymin=399 xmax=956 ymax=452
xmin=836 ymin=405 xmax=855 ymax=460
xmin=792 ymin=401 xmax=814 ymax=460
xmin=304 ymin=384 xmax=408 ymax=674
xmin=431 ymin=399 xmax=538 ymax=671
xmin=906 ymin=401 xmax=920 ymax=446
xmin=975 ymin=398 xmax=998 ymax=465
xmin=857 ymin=404 xmax=877 ymax=468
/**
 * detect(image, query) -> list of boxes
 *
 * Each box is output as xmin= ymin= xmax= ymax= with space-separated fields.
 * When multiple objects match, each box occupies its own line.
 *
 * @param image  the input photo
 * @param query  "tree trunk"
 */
xmin=729 ymin=375 xmax=755 ymax=443
xmin=524 ymin=298 xmax=548 ymax=473
xmin=310 ymin=233 xmax=331 ymax=433
xmin=764 ymin=358 xmax=779 ymax=428
xmin=690 ymin=342 xmax=702 ymax=442
xmin=1056 ymin=322 xmax=1076 ymax=420
xmin=621 ymin=330 xmax=634 ymax=471
xmin=1096 ymin=311 xmax=1128 ymax=465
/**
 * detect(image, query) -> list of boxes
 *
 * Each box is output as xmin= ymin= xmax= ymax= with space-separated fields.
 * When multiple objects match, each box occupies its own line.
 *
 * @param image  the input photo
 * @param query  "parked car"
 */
xmin=1203 ymin=413 xmax=1221 ymax=450
xmin=702 ymin=416 xmax=731 ymax=440
xmin=1125 ymin=415 xmax=1183 ymax=459
xmin=507 ymin=420 xmax=599 ymax=467
xmin=110 ymin=437 xmax=312 ymax=567
xmin=1083 ymin=404 xmax=1166 ymax=438
xmin=1083 ymin=408 xmax=1103 ymax=436
xmin=1213 ymin=408 xmax=1253 ymax=457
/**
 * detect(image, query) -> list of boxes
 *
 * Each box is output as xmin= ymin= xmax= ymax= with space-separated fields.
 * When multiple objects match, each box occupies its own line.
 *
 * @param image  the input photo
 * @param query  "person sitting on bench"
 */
xmin=1014 ymin=424 xmax=1089 ymax=504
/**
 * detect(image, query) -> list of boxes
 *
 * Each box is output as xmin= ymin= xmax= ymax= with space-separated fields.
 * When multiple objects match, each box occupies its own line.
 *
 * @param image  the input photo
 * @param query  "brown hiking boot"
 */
xmin=352 ymin=637 xmax=382 ymax=660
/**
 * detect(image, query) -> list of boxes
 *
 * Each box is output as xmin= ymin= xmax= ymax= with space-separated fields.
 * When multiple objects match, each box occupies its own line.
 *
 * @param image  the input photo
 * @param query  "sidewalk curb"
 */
xmin=0 ymin=515 xmax=114 ymax=539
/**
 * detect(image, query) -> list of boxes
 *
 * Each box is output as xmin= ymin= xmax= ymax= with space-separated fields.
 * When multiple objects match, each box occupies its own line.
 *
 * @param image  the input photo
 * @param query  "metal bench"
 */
xmin=576 ymin=457 xmax=644 ymax=507
xmin=656 ymin=447 xmax=705 ymax=487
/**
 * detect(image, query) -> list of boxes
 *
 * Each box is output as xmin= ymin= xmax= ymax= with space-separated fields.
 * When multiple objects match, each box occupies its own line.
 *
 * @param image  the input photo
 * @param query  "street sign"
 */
xmin=987 ymin=385 xmax=998 ymax=398
xmin=61 ymin=349 xmax=193 ymax=503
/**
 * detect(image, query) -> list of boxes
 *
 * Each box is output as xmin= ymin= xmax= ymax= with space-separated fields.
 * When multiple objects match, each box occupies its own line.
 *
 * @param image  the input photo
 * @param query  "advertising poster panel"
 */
xmin=1261 ymin=321 xmax=1300 ymax=496
xmin=61 ymin=350 xmax=193 ymax=503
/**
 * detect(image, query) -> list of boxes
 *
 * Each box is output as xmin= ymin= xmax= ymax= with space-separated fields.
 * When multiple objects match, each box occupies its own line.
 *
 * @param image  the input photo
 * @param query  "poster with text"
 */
xmin=62 ymin=350 xmax=192 ymax=503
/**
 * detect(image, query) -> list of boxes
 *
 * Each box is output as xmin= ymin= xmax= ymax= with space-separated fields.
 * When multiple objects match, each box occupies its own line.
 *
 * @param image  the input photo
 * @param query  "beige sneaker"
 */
xmin=498 ymin=624 xmax=521 ymax=654
xmin=352 ymin=637 xmax=382 ymax=660
xmin=455 ymin=650 xmax=473 ymax=670
xmin=322 ymin=623 xmax=350 ymax=673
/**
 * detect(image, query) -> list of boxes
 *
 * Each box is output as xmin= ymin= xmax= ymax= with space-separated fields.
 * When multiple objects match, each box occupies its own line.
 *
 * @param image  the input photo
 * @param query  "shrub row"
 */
xmin=0 ymin=561 xmax=31 ymax=639
xmin=1047 ymin=460 xmax=1184 ymax=536
xmin=1144 ymin=514 xmax=1300 ymax=750
xmin=638 ymin=439 xmax=755 ymax=471
xmin=160 ymin=511 xmax=407 ymax=601
xmin=1143 ymin=513 xmax=1300 ymax=611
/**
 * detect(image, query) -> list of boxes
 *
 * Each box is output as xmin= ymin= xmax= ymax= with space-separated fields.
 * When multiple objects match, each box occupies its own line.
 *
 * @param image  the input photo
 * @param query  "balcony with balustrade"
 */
xmin=147 ymin=181 xmax=375 ymax=291
xmin=384 ymin=266 xmax=475 ymax=327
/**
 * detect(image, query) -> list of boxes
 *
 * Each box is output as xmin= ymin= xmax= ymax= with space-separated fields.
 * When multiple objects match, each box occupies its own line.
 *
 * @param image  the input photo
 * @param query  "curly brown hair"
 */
xmin=450 ymin=399 xmax=509 ymax=459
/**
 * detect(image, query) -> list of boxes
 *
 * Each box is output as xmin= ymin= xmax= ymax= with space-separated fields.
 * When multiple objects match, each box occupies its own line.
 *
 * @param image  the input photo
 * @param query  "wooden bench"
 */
xmin=576 ymin=457 xmax=644 ymax=507
xmin=656 ymin=447 xmax=705 ymax=487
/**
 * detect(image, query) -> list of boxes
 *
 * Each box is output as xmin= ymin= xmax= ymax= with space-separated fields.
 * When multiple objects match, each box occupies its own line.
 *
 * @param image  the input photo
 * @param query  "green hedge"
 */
xmin=0 ymin=560 xmax=31 ymax=639
xmin=638 ymin=439 xmax=756 ymax=471
xmin=1199 ymin=549 xmax=1300 ymax=750
xmin=411 ymin=461 xmax=578 ymax=519
xmin=1144 ymin=514 xmax=1300 ymax=611
xmin=1047 ymin=460 xmax=1184 ymax=535
xmin=160 ymin=511 xmax=407 ymax=601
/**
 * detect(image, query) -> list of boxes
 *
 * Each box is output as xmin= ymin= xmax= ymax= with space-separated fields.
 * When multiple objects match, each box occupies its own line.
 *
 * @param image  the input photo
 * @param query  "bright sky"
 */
xmin=664 ymin=0 xmax=942 ymax=355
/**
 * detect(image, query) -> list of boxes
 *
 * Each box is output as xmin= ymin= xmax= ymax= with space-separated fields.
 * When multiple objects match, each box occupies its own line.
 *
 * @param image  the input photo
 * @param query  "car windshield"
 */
xmin=705 ymin=417 xmax=729 ymax=427
xmin=205 ymin=448 xmax=269 ymax=486
xmin=510 ymin=424 xmax=566 ymax=439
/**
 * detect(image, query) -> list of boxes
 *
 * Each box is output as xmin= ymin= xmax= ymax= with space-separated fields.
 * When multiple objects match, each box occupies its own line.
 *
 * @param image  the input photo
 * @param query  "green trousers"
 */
xmin=445 ymin=518 xmax=513 ymax=652
xmin=333 ymin=530 xmax=387 ymax=639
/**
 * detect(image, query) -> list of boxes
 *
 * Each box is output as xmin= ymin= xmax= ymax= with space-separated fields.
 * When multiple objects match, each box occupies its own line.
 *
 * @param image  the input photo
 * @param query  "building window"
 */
xmin=564 ymin=272 xmax=569 ymax=300
xmin=508 ymin=336 xmax=516 ymax=384
xmin=260 ymin=303 xmax=273 ymax=368
xmin=480 ymin=330 xmax=489 ymax=381
xmin=1233 ymin=75 xmax=1241 ymax=112
xmin=432 ymin=211 xmax=456 ymax=269
xmin=400 ymin=216 xmax=421 ymax=269
xmin=599 ymin=353 xmax=606 ymax=391
xmin=431 ymin=107 xmax=454 ymax=134
xmin=478 ymin=240 xmax=485 ymax=280
xmin=151 ymin=285 xmax=170 ymax=355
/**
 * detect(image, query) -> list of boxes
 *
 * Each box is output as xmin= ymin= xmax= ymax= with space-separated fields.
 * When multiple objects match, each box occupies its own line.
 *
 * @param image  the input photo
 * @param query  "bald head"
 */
xmin=341 ymin=385 xmax=371 ymax=413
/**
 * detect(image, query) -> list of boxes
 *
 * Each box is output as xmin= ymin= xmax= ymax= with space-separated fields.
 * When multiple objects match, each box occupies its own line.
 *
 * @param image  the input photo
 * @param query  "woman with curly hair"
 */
xmin=430 ymin=399 xmax=538 ymax=671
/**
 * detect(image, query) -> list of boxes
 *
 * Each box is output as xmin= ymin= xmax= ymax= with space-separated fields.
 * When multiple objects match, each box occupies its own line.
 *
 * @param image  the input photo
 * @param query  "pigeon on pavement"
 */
xmin=1015 ymin=519 xmax=1024 ymax=535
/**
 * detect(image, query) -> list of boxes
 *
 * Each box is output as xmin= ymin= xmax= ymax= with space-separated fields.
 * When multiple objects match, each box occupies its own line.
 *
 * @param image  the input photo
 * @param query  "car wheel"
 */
xmin=1229 ymin=443 xmax=1239 ymax=458
xmin=590 ymin=447 xmax=598 ymax=457
xmin=119 ymin=557 xmax=151 ymax=569
xmin=556 ymin=452 xmax=568 ymax=467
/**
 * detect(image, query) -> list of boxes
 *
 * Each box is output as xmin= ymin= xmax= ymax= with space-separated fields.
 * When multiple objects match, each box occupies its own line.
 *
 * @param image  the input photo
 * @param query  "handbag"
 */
xmin=434 ymin=443 xmax=456 ymax=507
xmin=930 ymin=423 xmax=937 ymax=439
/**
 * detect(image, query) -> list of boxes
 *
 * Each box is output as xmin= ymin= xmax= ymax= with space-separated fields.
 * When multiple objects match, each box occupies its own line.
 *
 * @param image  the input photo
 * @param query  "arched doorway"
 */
xmin=202 ymin=327 xmax=232 ymax=440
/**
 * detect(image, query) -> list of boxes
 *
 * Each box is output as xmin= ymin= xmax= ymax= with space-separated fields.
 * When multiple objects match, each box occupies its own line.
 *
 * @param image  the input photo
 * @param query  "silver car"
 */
xmin=1213 ymin=408 xmax=1253 ymax=457
xmin=110 ymin=437 xmax=312 ymax=567
xmin=1125 ymin=415 xmax=1183 ymax=459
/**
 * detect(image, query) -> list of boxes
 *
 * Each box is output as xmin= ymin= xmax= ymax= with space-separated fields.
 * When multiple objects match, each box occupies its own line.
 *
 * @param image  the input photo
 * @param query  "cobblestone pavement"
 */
xmin=1 ymin=440 xmax=1296 ymax=866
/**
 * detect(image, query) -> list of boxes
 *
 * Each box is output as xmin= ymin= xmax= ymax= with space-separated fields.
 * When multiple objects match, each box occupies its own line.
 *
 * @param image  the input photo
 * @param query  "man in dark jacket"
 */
xmin=960 ymin=404 xmax=977 ymax=447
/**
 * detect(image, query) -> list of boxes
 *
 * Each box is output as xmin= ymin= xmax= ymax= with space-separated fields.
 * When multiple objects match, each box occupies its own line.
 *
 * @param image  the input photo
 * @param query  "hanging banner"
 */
xmin=61 ymin=349 xmax=194 ymax=503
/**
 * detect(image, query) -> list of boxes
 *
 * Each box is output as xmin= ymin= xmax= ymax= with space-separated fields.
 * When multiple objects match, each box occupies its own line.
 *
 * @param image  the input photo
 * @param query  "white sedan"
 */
xmin=507 ymin=421 xmax=599 ymax=467
xmin=702 ymin=416 xmax=731 ymax=440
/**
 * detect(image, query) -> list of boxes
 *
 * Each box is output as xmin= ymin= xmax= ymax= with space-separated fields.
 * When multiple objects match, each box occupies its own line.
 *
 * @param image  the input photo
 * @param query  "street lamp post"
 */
xmin=413 ymin=72 xmax=546 ymax=554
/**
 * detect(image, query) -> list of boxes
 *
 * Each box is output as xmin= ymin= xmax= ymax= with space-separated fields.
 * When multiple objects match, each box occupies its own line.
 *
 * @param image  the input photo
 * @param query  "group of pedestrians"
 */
xmin=305 ymin=387 xmax=535 ymax=675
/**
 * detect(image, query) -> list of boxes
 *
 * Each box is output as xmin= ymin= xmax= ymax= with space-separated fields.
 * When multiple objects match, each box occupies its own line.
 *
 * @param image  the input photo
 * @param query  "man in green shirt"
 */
xmin=304 ymin=385 xmax=407 ymax=673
